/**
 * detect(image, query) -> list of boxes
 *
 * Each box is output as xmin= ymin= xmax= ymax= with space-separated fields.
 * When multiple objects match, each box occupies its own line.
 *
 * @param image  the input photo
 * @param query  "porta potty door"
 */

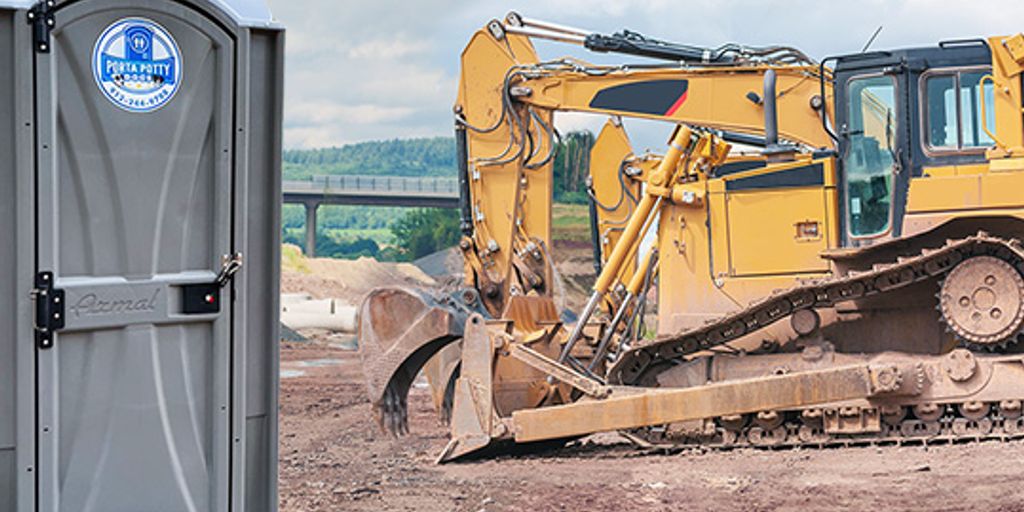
xmin=33 ymin=1 xmax=235 ymax=510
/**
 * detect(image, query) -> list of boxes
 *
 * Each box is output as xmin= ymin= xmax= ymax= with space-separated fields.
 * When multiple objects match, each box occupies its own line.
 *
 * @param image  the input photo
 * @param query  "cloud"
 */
xmin=347 ymin=38 xmax=430 ymax=60
xmin=266 ymin=0 xmax=463 ymax=147
xmin=287 ymin=103 xmax=416 ymax=126
xmin=553 ymin=112 xmax=607 ymax=134
xmin=266 ymin=0 xmax=1024 ymax=149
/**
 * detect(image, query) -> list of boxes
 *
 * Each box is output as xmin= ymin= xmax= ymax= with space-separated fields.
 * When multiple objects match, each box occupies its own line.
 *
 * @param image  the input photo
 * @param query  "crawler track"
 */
xmin=609 ymin=233 xmax=1024 ymax=386
xmin=626 ymin=401 xmax=1024 ymax=450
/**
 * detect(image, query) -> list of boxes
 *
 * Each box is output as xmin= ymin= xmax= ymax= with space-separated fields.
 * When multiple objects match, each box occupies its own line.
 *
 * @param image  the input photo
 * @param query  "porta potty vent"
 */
xmin=0 ymin=1 xmax=283 ymax=510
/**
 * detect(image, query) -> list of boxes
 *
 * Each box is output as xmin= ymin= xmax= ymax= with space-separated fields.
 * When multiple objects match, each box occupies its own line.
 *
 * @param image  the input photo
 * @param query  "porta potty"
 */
xmin=0 ymin=0 xmax=283 ymax=510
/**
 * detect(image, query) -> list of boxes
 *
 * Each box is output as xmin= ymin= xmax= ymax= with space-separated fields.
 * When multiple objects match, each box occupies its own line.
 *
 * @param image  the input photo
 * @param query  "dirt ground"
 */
xmin=279 ymin=338 xmax=1024 ymax=512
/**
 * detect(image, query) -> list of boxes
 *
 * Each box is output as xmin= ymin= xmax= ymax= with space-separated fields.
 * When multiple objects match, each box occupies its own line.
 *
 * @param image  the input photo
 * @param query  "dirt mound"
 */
xmin=281 ymin=244 xmax=436 ymax=305
xmin=550 ymin=240 xmax=597 ymax=313
xmin=414 ymin=247 xmax=463 ymax=278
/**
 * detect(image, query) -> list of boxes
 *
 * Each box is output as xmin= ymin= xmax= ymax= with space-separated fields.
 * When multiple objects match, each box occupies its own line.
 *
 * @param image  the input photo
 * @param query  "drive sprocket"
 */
xmin=939 ymin=255 xmax=1024 ymax=347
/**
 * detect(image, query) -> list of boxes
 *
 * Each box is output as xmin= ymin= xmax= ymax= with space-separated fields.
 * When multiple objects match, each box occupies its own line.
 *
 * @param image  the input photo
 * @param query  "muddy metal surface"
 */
xmin=279 ymin=339 xmax=1024 ymax=512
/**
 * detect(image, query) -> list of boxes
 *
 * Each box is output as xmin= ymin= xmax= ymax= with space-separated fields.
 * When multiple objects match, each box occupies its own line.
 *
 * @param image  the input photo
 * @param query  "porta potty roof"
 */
xmin=0 ymin=0 xmax=277 ymax=27
xmin=210 ymin=0 xmax=277 ymax=27
xmin=0 ymin=0 xmax=49 ymax=7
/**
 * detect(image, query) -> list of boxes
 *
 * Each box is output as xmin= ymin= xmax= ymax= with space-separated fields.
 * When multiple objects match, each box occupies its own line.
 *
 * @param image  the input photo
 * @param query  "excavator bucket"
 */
xmin=420 ymin=343 xmax=462 ymax=423
xmin=358 ymin=287 xmax=467 ymax=435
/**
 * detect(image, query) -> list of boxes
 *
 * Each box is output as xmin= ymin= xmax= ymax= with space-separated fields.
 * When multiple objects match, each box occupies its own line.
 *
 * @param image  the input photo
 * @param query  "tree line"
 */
xmin=284 ymin=131 xmax=596 ymax=261
xmin=283 ymin=137 xmax=456 ymax=180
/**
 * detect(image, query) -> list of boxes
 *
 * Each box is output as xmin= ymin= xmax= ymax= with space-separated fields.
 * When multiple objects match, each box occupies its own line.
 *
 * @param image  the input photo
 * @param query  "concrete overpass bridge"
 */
xmin=283 ymin=175 xmax=460 ymax=256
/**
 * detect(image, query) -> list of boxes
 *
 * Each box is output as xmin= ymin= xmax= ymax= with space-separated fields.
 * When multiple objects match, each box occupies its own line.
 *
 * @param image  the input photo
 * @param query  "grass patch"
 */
xmin=552 ymin=203 xmax=591 ymax=243
xmin=325 ymin=228 xmax=395 ymax=246
xmin=281 ymin=243 xmax=311 ymax=274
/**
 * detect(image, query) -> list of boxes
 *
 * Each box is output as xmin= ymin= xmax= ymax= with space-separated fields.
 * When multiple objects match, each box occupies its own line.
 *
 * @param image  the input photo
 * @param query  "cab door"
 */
xmin=833 ymin=66 xmax=911 ymax=248
xmin=840 ymin=73 xmax=902 ymax=244
xmin=33 ymin=1 xmax=235 ymax=510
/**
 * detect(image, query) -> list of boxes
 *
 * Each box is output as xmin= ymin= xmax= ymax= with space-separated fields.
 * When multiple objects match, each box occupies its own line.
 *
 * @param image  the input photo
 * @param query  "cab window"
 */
xmin=845 ymin=75 xmax=897 ymax=238
xmin=924 ymin=69 xmax=995 ymax=151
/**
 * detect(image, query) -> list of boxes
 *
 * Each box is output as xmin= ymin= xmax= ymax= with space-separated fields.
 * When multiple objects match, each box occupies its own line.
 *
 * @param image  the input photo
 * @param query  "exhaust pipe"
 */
xmin=762 ymin=69 xmax=794 ymax=160
xmin=764 ymin=68 xmax=779 ymax=148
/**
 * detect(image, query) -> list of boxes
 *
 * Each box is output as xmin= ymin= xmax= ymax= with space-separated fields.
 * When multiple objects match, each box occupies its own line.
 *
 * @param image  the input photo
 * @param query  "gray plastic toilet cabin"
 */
xmin=0 ymin=1 xmax=283 ymax=510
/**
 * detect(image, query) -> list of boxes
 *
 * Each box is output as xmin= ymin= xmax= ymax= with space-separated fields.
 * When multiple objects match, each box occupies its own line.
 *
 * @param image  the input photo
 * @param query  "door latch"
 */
xmin=180 ymin=253 xmax=243 ymax=315
xmin=31 ymin=271 xmax=64 ymax=349
xmin=216 ymin=252 xmax=243 ymax=287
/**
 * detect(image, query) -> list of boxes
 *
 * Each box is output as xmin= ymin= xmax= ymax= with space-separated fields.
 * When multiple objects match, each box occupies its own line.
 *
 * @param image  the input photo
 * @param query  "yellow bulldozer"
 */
xmin=359 ymin=12 xmax=1024 ymax=461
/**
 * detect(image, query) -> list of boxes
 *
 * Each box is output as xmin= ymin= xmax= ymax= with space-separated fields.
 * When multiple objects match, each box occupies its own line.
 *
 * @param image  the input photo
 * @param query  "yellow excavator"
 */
xmin=359 ymin=12 xmax=1024 ymax=461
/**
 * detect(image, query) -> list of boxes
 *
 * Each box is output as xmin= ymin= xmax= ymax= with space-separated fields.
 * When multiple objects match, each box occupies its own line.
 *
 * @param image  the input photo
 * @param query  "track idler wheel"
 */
xmin=939 ymin=255 xmax=1024 ymax=347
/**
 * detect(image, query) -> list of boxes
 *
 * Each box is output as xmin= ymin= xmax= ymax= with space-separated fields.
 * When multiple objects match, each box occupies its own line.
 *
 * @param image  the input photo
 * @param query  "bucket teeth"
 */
xmin=379 ymin=385 xmax=410 ymax=436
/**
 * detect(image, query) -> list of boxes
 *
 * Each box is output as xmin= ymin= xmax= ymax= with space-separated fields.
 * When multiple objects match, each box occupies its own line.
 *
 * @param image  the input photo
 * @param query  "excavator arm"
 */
xmin=503 ymin=63 xmax=833 ymax=148
xmin=456 ymin=14 xmax=836 ymax=318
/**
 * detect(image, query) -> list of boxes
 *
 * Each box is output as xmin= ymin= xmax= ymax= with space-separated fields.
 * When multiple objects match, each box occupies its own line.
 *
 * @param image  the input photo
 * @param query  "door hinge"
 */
xmin=26 ymin=0 xmax=55 ymax=53
xmin=31 ymin=271 xmax=64 ymax=349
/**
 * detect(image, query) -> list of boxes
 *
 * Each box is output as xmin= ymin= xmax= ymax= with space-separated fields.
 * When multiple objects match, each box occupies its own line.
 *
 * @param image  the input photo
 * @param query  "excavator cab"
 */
xmin=831 ymin=41 xmax=995 ymax=246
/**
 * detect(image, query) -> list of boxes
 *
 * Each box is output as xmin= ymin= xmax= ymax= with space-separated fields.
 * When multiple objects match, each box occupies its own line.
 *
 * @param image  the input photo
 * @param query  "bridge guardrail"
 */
xmin=286 ymin=175 xmax=459 ymax=195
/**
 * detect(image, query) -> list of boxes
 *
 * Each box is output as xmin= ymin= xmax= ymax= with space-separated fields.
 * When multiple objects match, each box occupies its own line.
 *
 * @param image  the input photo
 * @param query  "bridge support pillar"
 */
xmin=304 ymin=201 xmax=319 ymax=257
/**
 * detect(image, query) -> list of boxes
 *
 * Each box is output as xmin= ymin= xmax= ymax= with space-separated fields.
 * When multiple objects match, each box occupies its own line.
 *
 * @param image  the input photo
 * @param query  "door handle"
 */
xmin=181 ymin=253 xmax=243 ymax=315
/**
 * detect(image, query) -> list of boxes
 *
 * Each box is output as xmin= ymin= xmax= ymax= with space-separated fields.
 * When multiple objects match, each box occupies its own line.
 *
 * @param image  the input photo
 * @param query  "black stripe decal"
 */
xmin=715 ymin=160 xmax=765 ymax=177
xmin=725 ymin=163 xmax=824 ymax=191
xmin=588 ymin=80 xmax=688 ymax=116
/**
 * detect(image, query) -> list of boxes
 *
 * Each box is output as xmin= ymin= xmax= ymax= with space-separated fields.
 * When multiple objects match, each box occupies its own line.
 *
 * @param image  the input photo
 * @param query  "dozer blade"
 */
xmin=435 ymin=314 xmax=928 ymax=462
xmin=438 ymin=314 xmax=500 ymax=462
xmin=358 ymin=287 xmax=467 ymax=435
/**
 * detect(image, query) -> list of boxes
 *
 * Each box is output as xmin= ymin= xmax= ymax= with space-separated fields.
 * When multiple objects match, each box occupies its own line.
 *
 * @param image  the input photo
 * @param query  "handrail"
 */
xmin=978 ymin=74 xmax=1008 ymax=152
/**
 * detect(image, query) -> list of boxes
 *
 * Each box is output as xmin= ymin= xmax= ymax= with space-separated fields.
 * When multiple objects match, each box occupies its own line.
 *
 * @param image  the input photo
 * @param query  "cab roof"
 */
xmin=834 ymin=40 xmax=991 ymax=73
xmin=0 ymin=0 xmax=277 ymax=28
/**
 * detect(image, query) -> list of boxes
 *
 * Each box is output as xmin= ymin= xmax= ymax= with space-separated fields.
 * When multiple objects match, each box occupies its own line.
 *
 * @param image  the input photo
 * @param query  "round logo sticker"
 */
xmin=92 ymin=18 xmax=182 ymax=113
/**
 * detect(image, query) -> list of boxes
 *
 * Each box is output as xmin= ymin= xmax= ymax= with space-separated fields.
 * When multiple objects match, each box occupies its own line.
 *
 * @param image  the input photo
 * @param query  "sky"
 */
xmin=265 ymin=0 xmax=1024 ymax=150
